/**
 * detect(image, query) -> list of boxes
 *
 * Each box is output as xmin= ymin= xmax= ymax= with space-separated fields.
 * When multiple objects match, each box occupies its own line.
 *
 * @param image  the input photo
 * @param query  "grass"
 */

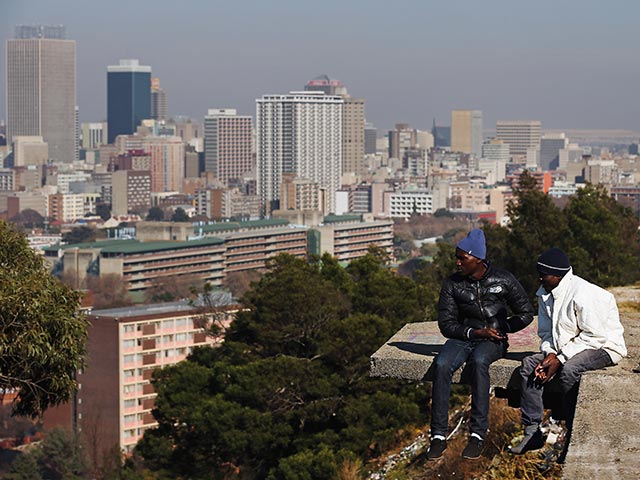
xmin=380 ymin=397 xmax=563 ymax=480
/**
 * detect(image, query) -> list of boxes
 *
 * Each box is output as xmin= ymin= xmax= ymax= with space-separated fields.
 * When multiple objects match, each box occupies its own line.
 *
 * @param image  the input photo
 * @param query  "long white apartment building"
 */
xmin=385 ymin=189 xmax=433 ymax=218
xmin=256 ymin=91 xmax=343 ymax=216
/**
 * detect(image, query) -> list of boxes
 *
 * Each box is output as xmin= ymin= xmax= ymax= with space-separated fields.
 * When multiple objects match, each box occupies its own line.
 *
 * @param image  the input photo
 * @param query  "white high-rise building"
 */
xmin=495 ymin=120 xmax=541 ymax=157
xmin=256 ymin=91 xmax=343 ymax=216
xmin=204 ymin=109 xmax=253 ymax=186
xmin=6 ymin=25 xmax=76 ymax=163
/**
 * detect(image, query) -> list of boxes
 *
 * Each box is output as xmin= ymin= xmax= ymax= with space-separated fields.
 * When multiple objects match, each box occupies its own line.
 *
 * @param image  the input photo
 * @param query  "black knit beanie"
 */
xmin=537 ymin=248 xmax=571 ymax=277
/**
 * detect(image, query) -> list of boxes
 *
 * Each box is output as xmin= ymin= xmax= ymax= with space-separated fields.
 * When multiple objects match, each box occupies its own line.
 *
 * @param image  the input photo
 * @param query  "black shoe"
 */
xmin=462 ymin=436 xmax=484 ymax=459
xmin=426 ymin=438 xmax=447 ymax=460
xmin=510 ymin=427 xmax=545 ymax=454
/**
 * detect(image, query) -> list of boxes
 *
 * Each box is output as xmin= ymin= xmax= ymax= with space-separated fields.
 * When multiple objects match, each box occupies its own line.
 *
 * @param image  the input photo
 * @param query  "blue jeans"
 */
xmin=519 ymin=349 xmax=613 ymax=429
xmin=430 ymin=338 xmax=506 ymax=438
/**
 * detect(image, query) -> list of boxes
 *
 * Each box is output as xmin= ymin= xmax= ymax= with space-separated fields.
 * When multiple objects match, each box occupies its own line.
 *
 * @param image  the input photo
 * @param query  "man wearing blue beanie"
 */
xmin=510 ymin=248 xmax=626 ymax=459
xmin=426 ymin=229 xmax=534 ymax=460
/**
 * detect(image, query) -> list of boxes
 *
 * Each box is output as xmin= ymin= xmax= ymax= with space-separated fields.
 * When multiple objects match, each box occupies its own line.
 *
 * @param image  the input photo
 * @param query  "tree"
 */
xmin=5 ymin=452 xmax=43 ymax=480
xmin=144 ymin=274 xmax=205 ymax=304
xmin=39 ymin=427 xmax=88 ymax=480
xmin=0 ymin=220 xmax=88 ymax=417
xmin=62 ymin=225 xmax=98 ymax=245
xmin=499 ymin=170 xmax=570 ymax=295
xmin=87 ymin=274 xmax=134 ymax=309
xmin=96 ymin=203 xmax=112 ymax=221
xmin=9 ymin=208 xmax=45 ymax=231
xmin=136 ymin=251 xmax=428 ymax=479
xmin=146 ymin=207 xmax=164 ymax=221
xmin=170 ymin=208 xmax=190 ymax=222
xmin=563 ymin=183 xmax=640 ymax=287
xmin=222 ymin=270 xmax=262 ymax=299
xmin=6 ymin=427 xmax=88 ymax=480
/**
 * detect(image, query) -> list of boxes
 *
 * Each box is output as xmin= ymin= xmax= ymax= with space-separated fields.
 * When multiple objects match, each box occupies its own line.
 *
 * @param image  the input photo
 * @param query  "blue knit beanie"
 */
xmin=456 ymin=229 xmax=486 ymax=260
xmin=537 ymin=248 xmax=571 ymax=277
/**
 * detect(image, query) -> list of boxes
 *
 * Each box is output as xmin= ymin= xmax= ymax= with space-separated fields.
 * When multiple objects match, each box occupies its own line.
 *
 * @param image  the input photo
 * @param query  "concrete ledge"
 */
xmin=370 ymin=319 xmax=540 ymax=386
xmin=370 ymin=313 xmax=640 ymax=480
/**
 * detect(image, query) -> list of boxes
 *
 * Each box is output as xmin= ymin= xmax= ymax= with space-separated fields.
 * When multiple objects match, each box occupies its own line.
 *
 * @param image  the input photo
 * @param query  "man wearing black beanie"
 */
xmin=510 ymin=248 xmax=627 ymax=457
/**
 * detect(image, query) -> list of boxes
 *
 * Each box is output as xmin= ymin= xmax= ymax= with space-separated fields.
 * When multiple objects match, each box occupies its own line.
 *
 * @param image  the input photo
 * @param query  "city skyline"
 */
xmin=2 ymin=0 xmax=640 ymax=134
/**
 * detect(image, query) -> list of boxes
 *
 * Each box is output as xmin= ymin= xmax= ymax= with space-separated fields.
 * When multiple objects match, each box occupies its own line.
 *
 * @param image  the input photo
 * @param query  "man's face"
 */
xmin=455 ymin=248 xmax=484 ymax=277
xmin=539 ymin=273 xmax=562 ymax=292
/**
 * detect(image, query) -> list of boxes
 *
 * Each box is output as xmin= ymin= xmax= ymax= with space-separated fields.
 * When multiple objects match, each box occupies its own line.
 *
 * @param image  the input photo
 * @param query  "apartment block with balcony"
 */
xmin=309 ymin=215 xmax=394 ymax=262
xmin=45 ymin=300 xmax=235 ymax=460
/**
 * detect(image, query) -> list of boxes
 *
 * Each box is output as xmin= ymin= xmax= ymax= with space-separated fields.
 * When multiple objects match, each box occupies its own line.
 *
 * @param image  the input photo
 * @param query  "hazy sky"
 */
xmin=2 ymin=0 xmax=639 ymax=133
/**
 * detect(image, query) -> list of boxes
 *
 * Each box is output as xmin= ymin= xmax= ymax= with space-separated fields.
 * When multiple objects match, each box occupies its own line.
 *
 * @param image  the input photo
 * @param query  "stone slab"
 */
xmin=370 ymin=319 xmax=540 ymax=387
xmin=562 ymin=313 xmax=640 ymax=480
xmin=369 ymin=312 xmax=640 ymax=479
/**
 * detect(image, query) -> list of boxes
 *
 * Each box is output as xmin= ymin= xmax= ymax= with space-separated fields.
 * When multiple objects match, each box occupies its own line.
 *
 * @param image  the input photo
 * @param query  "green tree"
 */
xmin=96 ymin=203 xmax=111 ymax=221
xmin=563 ymin=183 xmax=640 ymax=286
xmin=170 ymin=208 xmax=190 ymax=222
xmin=0 ymin=221 xmax=88 ymax=417
xmin=146 ymin=207 xmax=164 ymax=221
xmin=500 ymin=171 xmax=570 ymax=295
xmin=137 ymin=251 xmax=428 ymax=479
xmin=9 ymin=208 xmax=45 ymax=231
xmin=62 ymin=225 xmax=98 ymax=245
xmin=39 ymin=427 xmax=88 ymax=480
xmin=5 ymin=452 xmax=43 ymax=480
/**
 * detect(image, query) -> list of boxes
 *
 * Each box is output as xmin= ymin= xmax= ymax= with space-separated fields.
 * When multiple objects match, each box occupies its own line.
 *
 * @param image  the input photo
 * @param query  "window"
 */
xmin=124 ymin=399 xmax=136 ymax=408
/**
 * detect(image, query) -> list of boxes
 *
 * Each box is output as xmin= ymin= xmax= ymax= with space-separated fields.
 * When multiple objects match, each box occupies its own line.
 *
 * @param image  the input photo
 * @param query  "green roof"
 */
xmin=100 ymin=237 xmax=224 ymax=254
xmin=323 ymin=214 xmax=362 ymax=224
xmin=195 ymin=219 xmax=289 ymax=234
xmin=197 ymin=222 xmax=241 ymax=233
xmin=44 ymin=239 xmax=138 ymax=252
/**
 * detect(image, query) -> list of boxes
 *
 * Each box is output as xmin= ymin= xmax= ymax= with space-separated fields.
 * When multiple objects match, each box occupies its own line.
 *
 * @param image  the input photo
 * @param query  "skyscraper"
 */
xmin=451 ymin=110 xmax=483 ymax=157
xmin=539 ymin=133 xmax=568 ymax=171
xmin=107 ymin=59 xmax=151 ymax=143
xmin=256 ymin=91 xmax=343 ymax=216
xmin=305 ymin=75 xmax=365 ymax=177
xmin=204 ymin=109 xmax=253 ymax=186
xmin=495 ymin=120 xmax=541 ymax=157
xmin=150 ymin=77 xmax=167 ymax=121
xmin=7 ymin=25 xmax=76 ymax=163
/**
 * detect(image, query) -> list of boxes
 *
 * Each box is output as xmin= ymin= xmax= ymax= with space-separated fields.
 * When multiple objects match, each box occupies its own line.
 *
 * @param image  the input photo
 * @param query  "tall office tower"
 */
xmin=204 ymin=109 xmax=253 ymax=186
xmin=256 ymin=91 xmax=343 ymax=216
xmin=305 ymin=75 xmax=365 ymax=177
xmin=388 ymin=123 xmax=417 ymax=160
xmin=539 ymin=133 xmax=568 ymax=171
xmin=107 ymin=59 xmax=151 ymax=144
xmin=482 ymin=138 xmax=510 ymax=163
xmin=451 ymin=110 xmax=483 ymax=157
xmin=141 ymin=136 xmax=184 ymax=192
xmin=112 ymin=169 xmax=151 ymax=216
xmin=432 ymin=118 xmax=452 ymax=148
xmin=495 ymin=120 xmax=541 ymax=158
xmin=150 ymin=77 xmax=167 ymax=121
xmin=75 ymin=106 xmax=80 ymax=161
xmin=341 ymin=97 xmax=365 ymax=176
xmin=365 ymin=123 xmax=377 ymax=155
xmin=7 ymin=25 xmax=76 ymax=163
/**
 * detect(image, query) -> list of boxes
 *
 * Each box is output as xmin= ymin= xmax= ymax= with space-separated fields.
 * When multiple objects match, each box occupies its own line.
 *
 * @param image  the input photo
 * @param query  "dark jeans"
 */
xmin=519 ymin=349 xmax=613 ymax=429
xmin=430 ymin=338 xmax=506 ymax=438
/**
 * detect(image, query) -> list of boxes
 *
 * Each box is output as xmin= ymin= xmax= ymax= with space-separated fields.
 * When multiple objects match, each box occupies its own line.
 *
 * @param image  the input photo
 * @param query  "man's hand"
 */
xmin=533 ymin=353 xmax=562 ymax=384
xmin=472 ymin=328 xmax=507 ymax=341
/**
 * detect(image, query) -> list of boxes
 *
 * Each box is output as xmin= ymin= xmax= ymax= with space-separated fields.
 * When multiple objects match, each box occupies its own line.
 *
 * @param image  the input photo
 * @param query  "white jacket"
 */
xmin=537 ymin=268 xmax=627 ymax=364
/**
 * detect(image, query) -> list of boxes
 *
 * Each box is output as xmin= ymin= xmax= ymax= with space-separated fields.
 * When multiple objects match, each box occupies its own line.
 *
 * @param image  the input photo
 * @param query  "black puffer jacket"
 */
xmin=437 ymin=264 xmax=534 ymax=340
